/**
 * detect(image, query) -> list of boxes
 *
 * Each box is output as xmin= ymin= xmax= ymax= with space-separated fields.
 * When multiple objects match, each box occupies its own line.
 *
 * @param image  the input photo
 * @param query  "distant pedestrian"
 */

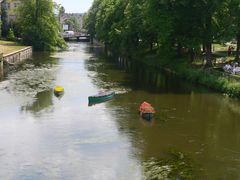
xmin=228 ymin=46 xmax=232 ymax=56
xmin=231 ymin=46 xmax=235 ymax=55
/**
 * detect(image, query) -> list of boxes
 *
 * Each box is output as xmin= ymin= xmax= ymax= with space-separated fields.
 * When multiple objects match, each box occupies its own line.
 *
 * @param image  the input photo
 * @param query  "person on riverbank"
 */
xmin=223 ymin=63 xmax=232 ymax=72
xmin=228 ymin=46 xmax=232 ymax=56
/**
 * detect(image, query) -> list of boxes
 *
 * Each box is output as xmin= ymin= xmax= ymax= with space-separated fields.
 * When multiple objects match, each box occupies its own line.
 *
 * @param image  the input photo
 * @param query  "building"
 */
xmin=60 ymin=13 xmax=85 ymax=32
xmin=1 ymin=0 xmax=21 ymax=24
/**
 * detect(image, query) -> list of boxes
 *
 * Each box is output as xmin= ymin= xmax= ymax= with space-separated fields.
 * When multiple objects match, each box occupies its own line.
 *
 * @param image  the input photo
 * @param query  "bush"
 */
xmin=7 ymin=28 xmax=15 ymax=41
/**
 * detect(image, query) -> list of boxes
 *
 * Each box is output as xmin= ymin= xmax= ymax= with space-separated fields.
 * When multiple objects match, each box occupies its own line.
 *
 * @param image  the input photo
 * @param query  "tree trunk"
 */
xmin=235 ymin=33 xmax=240 ymax=61
xmin=204 ymin=14 xmax=212 ymax=67
xmin=189 ymin=48 xmax=195 ymax=63
xmin=35 ymin=0 xmax=39 ymax=22
xmin=202 ymin=43 xmax=206 ymax=53
xmin=90 ymin=34 xmax=94 ymax=44
xmin=150 ymin=42 xmax=153 ymax=50
xmin=177 ymin=43 xmax=183 ymax=57
xmin=205 ymin=42 xmax=212 ymax=67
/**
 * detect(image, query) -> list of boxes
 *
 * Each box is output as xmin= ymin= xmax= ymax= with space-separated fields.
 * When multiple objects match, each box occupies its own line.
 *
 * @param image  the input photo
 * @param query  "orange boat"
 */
xmin=139 ymin=101 xmax=155 ymax=120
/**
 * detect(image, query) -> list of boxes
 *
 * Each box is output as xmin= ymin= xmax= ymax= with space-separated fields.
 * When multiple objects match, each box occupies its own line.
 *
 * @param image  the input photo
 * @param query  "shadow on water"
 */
xmin=21 ymin=90 xmax=54 ymax=114
xmin=30 ymin=52 xmax=59 ymax=66
xmin=85 ymin=45 xmax=211 ymax=96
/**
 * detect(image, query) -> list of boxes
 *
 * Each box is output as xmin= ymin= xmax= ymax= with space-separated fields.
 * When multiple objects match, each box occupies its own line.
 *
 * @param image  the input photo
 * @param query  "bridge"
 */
xmin=63 ymin=32 xmax=91 ymax=42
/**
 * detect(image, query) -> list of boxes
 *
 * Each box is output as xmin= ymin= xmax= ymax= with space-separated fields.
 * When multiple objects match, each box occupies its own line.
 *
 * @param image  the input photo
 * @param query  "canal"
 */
xmin=1 ymin=42 xmax=240 ymax=179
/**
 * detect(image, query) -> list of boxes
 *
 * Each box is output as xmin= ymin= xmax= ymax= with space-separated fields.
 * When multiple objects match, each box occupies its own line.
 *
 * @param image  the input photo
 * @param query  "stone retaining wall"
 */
xmin=0 ymin=53 xmax=3 ymax=78
xmin=3 ymin=47 xmax=32 ymax=65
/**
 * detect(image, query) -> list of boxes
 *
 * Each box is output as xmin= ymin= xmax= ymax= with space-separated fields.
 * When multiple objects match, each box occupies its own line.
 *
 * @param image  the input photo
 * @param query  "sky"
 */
xmin=54 ymin=0 xmax=94 ymax=13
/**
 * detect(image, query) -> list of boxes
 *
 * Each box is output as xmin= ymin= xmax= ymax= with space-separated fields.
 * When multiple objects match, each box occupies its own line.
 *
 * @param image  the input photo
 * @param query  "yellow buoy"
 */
xmin=54 ymin=85 xmax=64 ymax=93
xmin=54 ymin=86 xmax=64 ymax=98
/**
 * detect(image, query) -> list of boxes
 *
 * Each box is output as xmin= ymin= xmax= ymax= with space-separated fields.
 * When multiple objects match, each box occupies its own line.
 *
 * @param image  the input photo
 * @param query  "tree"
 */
xmin=84 ymin=0 xmax=100 ymax=42
xmin=197 ymin=0 xmax=227 ymax=67
xmin=228 ymin=0 xmax=240 ymax=61
xmin=18 ymin=0 xmax=66 ymax=51
xmin=85 ymin=0 xmax=232 ymax=66
xmin=7 ymin=28 xmax=15 ymax=40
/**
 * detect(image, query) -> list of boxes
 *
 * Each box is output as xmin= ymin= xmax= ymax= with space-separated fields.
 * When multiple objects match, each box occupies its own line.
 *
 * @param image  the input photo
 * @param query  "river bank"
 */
xmin=116 ymin=50 xmax=240 ymax=99
xmin=0 ymin=40 xmax=32 ymax=78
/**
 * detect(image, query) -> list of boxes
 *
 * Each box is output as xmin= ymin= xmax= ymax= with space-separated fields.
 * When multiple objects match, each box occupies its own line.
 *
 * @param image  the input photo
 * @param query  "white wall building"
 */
xmin=1 ymin=0 xmax=21 ymax=24
xmin=60 ymin=13 xmax=85 ymax=32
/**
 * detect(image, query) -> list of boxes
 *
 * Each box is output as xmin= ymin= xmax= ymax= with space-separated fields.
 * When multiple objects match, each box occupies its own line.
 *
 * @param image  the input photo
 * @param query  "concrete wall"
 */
xmin=3 ymin=46 xmax=32 ymax=65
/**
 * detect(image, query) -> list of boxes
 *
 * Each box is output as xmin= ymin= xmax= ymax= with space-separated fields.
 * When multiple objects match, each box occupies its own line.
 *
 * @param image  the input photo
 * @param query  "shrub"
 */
xmin=7 ymin=28 xmax=15 ymax=41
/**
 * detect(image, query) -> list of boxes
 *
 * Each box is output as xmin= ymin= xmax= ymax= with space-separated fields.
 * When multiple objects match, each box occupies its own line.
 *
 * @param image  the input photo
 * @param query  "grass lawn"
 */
xmin=0 ymin=40 xmax=28 ymax=55
xmin=192 ymin=43 xmax=236 ymax=67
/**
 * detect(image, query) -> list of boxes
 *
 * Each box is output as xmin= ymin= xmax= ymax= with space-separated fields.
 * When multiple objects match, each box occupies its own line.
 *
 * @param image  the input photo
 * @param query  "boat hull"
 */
xmin=54 ymin=90 xmax=64 ymax=97
xmin=88 ymin=91 xmax=115 ymax=105
xmin=141 ymin=113 xmax=154 ymax=120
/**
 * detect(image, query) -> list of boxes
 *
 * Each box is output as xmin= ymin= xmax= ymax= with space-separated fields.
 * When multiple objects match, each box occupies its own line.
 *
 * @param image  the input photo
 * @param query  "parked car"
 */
xmin=63 ymin=31 xmax=75 ymax=37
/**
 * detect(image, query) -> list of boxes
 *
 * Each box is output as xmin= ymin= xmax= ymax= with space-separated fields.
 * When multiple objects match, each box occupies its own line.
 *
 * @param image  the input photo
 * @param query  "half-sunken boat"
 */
xmin=139 ymin=101 xmax=155 ymax=120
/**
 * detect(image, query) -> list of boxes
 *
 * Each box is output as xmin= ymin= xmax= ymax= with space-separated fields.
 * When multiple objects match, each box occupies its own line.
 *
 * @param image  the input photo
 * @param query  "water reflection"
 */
xmin=21 ymin=90 xmax=53 ymax=114
xmin=85 ymin=56 xmax=132 ymax=95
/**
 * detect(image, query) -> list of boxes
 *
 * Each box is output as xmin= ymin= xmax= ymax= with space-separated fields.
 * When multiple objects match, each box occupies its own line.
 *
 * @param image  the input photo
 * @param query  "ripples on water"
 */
xmin=142 ymin=152 xmax=197 ymax=179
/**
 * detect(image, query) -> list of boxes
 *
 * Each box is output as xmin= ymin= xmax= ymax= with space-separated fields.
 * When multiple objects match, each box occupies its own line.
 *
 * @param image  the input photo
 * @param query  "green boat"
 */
xmin=88 ymin=91 xmax=115 ymax=106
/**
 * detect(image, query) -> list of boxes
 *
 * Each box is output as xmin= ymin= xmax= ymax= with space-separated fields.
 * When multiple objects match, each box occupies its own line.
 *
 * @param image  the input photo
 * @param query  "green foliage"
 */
xmin=83 ymin=0 xmax=101 ymax=39
xmin=7 ymin=28 xmax=15 ymax=41
xmin=85 ymin=0 xmax=237 ymax=60
xmin=17 ymin=0 xmax=67 ymax=51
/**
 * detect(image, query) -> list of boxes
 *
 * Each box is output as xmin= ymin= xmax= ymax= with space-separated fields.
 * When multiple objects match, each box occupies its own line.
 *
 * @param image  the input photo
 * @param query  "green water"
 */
xmin=0 ymin=43 xmax=240 ymax=179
